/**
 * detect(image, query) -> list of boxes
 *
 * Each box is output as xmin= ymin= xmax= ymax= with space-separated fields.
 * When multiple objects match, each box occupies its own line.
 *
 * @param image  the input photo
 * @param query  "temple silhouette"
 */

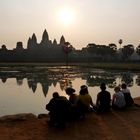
xmin=0 ymin=29 xmax=140 ymax=62
xmin=0 ymin=29 xmax=73 ymax=62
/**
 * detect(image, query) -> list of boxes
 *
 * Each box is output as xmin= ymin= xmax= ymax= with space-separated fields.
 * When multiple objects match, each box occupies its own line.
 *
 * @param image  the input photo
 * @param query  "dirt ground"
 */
xmin=0 ymin=98 xmax=140 ymax=140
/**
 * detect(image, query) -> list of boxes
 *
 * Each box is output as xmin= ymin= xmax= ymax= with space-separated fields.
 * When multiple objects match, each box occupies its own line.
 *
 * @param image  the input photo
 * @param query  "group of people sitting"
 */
xmin=46 ymin=83 xmax=134 ymax=128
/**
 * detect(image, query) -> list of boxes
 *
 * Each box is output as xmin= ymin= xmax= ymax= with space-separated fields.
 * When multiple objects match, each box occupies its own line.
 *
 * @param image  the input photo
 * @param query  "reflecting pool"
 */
xmin=0 ymin=66 xmax=140 ymax=116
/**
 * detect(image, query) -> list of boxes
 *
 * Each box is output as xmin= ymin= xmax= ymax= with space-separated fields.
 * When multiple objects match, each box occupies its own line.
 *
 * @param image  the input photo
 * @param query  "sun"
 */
xmin=58 ymin=7 xmax=75 ymax=26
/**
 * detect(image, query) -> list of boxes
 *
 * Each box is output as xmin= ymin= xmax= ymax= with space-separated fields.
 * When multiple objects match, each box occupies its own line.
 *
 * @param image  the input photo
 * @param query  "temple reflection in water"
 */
xmin=0 ymin=66 xmax=140 ymax=97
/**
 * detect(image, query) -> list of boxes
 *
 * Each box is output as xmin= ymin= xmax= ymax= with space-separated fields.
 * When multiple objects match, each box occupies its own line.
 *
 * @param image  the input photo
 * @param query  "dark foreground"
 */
xmin=0 ymin=97 xmax=140 ymax=140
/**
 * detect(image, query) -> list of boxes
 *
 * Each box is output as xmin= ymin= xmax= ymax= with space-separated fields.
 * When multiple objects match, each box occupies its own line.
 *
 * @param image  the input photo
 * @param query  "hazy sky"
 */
xmin=0 ymin=0 xmax=140 ymax=49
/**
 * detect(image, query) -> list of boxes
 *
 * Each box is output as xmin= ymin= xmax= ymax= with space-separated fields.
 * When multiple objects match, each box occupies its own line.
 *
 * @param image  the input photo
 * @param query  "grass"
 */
xmin=0 ymin=62 xmax=140 ymax=71
xmin=82 ymin=62 xmax=140 ymax=71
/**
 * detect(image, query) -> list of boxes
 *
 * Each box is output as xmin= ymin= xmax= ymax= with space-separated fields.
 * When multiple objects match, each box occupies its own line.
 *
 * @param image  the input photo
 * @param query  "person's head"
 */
xmin=114 ymin=86 xmax=120 ymax=93
xmin=100 ymin=83 xmax=106 ymax=91
xmin=53 ymin=92 xmax=59 ymax=98
xmin=121 ymin=83 xmax=127 ymax=89
xmin=65 ymin=87 xmax=75 ymax=96
xmin=80 ymin=85 xmax=88 ymax=95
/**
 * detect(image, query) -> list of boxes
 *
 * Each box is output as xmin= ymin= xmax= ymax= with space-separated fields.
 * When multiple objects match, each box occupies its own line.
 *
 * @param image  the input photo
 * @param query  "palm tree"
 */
xmin=62 ymin=42 xmax=72 ymax=67
xmin=118 ymin=39 xmax=123 ymax=48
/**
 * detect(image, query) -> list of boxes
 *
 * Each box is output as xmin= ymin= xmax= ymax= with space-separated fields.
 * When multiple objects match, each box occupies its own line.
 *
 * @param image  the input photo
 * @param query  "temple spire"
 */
xmin=60 ymin=35 xmax=65 ymax=45
xmin=42 ymin=29 xmax=49 ymax=42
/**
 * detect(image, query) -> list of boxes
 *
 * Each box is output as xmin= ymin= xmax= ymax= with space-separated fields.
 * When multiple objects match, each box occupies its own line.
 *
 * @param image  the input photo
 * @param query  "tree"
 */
xmin=136 ymin=44 xmax=140 ymax=58
xmin=62 ymin=42 xmax=73 ymax=54
xmin=62 ymin=42 xmax=73 ymax=66
xmin=118 ymin=39 xmax=123 ymax=48
xmin=1 ymin=44 xmax=7 ymax=50
xmin=108 ymin=43 xmax=117 ymax=55
xmin=86 ymin=43 xmax=97 ymax=54
xmin=109 ymin=43 xmax=117 ymax=51
xmin=122 ymin=44 xmax=134 ymax=60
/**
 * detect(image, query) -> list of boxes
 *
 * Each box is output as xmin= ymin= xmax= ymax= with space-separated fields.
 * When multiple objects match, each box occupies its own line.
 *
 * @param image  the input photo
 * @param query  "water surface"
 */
xmin=0 ymin=66 xmax=140 ymax=116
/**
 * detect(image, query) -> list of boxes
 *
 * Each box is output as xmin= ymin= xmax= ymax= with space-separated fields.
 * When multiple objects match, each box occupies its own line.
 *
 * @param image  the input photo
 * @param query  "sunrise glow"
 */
xmin=58 ymin=7 xmax=75 ymax=26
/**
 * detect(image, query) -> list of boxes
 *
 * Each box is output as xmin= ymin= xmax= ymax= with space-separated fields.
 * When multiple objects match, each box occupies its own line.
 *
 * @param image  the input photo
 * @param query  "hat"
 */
xmin=65 ymin=87 xmax=75 ymax=95
xmin=80 ymin=85 xmax=87 ymax=89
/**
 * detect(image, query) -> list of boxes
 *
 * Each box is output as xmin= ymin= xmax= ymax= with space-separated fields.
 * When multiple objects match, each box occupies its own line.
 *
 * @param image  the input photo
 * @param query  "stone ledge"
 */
xmin=38 ymin=113 xmax=49 ymax=119
xmin=0 ymin=113 xmax=37 ymax=122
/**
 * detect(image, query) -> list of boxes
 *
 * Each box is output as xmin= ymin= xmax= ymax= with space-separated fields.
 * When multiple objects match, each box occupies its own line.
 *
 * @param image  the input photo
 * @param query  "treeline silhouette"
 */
xmin=0 ymin=29 xmax=140 ymax=62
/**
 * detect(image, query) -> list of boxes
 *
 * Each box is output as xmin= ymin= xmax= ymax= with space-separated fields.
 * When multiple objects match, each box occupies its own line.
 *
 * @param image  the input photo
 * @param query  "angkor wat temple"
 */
xmin=0 ymin=29 xmax=140 ymax=62
xmin=0 ymin=29 xmax=75 ymax=62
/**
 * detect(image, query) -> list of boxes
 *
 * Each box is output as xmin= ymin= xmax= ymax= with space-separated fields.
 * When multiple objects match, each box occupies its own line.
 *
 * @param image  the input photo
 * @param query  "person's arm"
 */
xmin=96 ymin=93 xmax=100 ymax=106
xmin=109 ymin=92 xmax=111 ymax=105
xmin=46 ymin=103 xmax=51 ymax=111
xmin=90 ymin=97 xmax=94 ymax=107
xmin=46 ymin=99 xmax=53 ymax=111
xmin=112 ymin=94 xmax=115 ymax=104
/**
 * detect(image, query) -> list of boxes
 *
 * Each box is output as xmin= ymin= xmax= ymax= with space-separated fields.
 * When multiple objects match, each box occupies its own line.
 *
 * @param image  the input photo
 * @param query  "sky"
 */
xmin=0 ymin=0 xmax=140 ymax=50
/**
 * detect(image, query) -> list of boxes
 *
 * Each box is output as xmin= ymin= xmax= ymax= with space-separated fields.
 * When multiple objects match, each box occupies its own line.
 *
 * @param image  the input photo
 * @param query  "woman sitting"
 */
xmin=112 ymin=86 xmax=126 ymax=110
xmin=121 ymin=83 xmax=134 ymax=107
xmin=78 ymin=85 xmax=94 ymax=117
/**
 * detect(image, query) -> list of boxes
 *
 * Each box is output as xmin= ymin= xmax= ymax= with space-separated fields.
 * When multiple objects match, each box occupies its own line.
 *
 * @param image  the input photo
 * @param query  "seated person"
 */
xmin=65 ymin=87 xmax=79 ymax=119
xmin=46 ymin=92 xmax=71 ymax=127
xmin=121 ymin=83 xmax=134 ymax=107
xmin=96 ymin=83 xmax=111 ymax=113
xmin=65 ymin=87 xmax=79 ymax=106
xmin=78 ymin=85 xmax=94 ymax=117
xmin=112 ymin=86 xmax=126 ymax=110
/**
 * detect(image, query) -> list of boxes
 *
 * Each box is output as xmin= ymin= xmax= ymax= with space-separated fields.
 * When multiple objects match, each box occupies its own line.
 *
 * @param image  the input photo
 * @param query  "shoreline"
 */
xmin=0 ymin=97 xmax=140 ymax=120
xmin=0 ymin=97 xmax=140 ymax=140
xmin=0 ymin=62 xmax=140 ymax=71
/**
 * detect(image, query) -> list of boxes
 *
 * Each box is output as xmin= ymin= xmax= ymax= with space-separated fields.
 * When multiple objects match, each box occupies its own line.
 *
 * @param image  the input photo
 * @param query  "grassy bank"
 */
xmin=0 ymin=62 xmax=140 ymax=71
xmin=81 ymin=62 xmax=140 ymax=71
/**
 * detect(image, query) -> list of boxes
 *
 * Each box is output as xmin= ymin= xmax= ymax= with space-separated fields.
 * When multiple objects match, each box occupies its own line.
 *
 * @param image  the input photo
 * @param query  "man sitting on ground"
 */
xmin=96 ymin=83 xmax=111 ymax=113
xmin=46 ymin=92 xmax=71 ymax=128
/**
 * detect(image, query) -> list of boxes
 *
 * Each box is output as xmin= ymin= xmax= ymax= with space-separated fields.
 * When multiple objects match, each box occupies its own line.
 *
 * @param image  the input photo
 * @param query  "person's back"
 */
xmin=65 ymin=87 xmax=79 ymax=106
xmin=112 ymin=86 xmax=126 ymax=110
xmin=69 ymin=94 xmax=79 ymax=105
xmin=121 ymin=84 xmax=134 ymax=107
xmin=79 ymin=93 xmax=93 ymax=108
xmin=65 ymin=87 xmax=80 ymax=120
xmin=79 ymin=85 xmax=94 ymax=109
xmin=46 ymin=92 xmax=71 ymax=127
xmin=77 ymin=85 xmax=94 ymax=117
xmin=55 ymin=96 xmax=71 ymax=114
xmin=96 ymin=83 xmax=111 ymax=112
xmin=46 ymin=92 xmax=59 ymax=112
xmin=97 ymin=91 xmax=111 ymax=110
